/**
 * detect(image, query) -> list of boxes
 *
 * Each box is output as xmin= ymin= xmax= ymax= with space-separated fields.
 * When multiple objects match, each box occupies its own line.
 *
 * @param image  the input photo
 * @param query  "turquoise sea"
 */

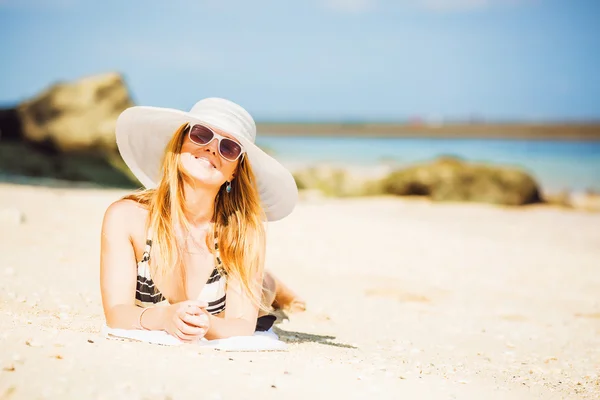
xmin=256 ymin=137 xmax=600 ymax=193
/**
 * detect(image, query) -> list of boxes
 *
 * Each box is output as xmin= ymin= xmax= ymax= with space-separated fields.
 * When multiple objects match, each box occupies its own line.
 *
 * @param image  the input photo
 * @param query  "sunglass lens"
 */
xmin=220 ymin=139 xmax=242 ymax=161
xmin=189 ymin=125 xmax=214 ymax=144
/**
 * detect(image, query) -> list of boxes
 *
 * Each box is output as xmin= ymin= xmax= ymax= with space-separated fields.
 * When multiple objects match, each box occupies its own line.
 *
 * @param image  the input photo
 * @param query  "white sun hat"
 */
xmin=115 ymin=97 xmax=298 ymax=221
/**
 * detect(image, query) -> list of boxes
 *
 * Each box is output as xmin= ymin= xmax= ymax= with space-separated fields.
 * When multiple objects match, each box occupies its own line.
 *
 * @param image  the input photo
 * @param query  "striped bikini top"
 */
xmin=135 ymin=232 xmax=227 ymax=315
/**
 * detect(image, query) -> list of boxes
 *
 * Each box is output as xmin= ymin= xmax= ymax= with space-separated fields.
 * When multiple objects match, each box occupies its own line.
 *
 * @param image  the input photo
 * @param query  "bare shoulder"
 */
xmin=102 ymin=198 xmax=148 ymax=238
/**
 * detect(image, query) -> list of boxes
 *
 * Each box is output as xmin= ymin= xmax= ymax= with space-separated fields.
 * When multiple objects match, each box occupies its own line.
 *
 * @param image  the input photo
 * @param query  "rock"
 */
xmin=17 ymin=72 xmax=132 ymax=152
xmin=293 ymin=166 xmax=371 ymax=197
xmin=0 ymin=107 xmax=22 ymax=140
xmin=293 ymin=166 xmax=352 ymax=197
xmin=380 ymin=157 xmax=542 ymax=205
xmin=0 ymin=73 xmax=139 ymax=188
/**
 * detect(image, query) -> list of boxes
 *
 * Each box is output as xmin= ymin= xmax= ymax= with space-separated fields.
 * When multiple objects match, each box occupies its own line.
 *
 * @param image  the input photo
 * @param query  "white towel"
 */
xmin=102 ymin=325 xmax=287 ymax=352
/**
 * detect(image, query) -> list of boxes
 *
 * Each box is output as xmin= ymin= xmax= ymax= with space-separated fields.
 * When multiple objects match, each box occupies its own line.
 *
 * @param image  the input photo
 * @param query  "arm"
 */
xmin=203 ymin=235 xmax=266 ymax=340
xmin=100 ymin=200 xmax=166 ymax=330
xmin=100 ymin=200 xmax=209 ymax=341
xmin=203 ymin=276 xmax=261 ymax=339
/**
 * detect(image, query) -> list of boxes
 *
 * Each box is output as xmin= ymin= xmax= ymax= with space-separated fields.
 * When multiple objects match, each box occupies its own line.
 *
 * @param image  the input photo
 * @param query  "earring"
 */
xmin=226 ymin=181 xmax=232 ymax=193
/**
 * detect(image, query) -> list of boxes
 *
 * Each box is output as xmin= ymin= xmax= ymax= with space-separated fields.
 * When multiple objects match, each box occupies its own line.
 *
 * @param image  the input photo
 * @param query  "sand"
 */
xmin=0 ymin=181 xmax=599 ymax=400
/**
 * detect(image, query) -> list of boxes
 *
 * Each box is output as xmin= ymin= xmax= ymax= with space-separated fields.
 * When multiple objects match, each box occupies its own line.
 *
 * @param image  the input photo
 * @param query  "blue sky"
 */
xmin=0 ymin=0 xmax=599 ymax=121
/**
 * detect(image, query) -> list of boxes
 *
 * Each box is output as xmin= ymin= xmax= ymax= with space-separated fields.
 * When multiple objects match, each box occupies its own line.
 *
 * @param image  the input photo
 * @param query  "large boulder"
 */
xmin=0 ymin=72 xmax=139 ymax=187
xmin=16 ymin=72 xmax=133 ymax=152
xmin=381 ymin=157 xmax=542 ymax=205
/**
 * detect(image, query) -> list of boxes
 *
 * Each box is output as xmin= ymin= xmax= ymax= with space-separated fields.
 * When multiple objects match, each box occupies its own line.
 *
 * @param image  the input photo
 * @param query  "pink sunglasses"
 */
xmin=188 ymin=124 xmax=245 ymax=162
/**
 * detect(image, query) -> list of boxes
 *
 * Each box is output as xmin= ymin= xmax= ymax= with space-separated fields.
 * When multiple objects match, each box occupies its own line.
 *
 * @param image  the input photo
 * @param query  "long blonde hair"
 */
xmin=124 ymin=123 xmax=267 ymax=310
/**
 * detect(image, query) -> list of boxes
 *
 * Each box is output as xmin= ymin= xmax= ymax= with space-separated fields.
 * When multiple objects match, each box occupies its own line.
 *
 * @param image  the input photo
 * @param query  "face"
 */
xmin=179 ymin=124 xmax=242 ymax=188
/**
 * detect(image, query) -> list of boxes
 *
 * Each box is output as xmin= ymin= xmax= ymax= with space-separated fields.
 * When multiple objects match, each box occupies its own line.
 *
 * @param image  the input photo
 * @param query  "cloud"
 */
xmin=323 ymin=0 xmax=377 ymax=13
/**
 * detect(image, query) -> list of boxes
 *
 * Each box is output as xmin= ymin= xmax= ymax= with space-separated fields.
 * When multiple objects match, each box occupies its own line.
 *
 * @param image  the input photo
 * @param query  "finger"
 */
xmin=186 ymin=300 xmax=209 ymax=309
xmin=174 ymin=329 xmax=198 ymax=343
xmin=170 ymin=322 xmax=195 ymax=342
xmin=177 ymin=306 xmax=191 ymax=318
xmin=182 ymin=313 xmax=209 ymax=328
xmin=174 ymin=323 xmax=201 ymax=341
xmin=183 ymin=304 xmax=204 ymax=315
xmin=176 ymin=316 xmax=205 ymax=336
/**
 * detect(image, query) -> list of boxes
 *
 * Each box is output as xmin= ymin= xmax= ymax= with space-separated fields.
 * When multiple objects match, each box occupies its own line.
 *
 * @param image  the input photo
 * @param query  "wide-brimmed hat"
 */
xmin=115 ymin=97 xmax=298 ymax=221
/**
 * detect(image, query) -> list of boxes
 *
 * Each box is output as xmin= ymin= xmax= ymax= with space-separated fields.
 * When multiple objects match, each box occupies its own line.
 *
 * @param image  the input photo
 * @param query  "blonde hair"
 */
xmin=124 ymin=123 xmax=267 ymax=311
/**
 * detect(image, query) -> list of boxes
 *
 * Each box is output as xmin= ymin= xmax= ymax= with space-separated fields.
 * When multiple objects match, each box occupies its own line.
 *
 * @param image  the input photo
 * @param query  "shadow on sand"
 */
xmin=271 ymin=310 xmax=357 ymax=349
xmin=272 ymin=326 xmax=357 ymax=349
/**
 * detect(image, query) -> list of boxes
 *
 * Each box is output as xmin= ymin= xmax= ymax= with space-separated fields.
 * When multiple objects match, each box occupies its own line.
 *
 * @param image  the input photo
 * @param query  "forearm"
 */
xmin=105 ymin=304 xmax=166 ymax=331
xmin=204 ymin=315 xmax=255 ymax=339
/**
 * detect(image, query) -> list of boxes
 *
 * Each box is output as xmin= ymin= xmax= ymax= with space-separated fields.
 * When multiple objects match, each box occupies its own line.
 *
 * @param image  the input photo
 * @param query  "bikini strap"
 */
xmin=213 ymin=231 xmax=227 ymax=277
xmin=141 ymin=228 xmax=153 ymax=262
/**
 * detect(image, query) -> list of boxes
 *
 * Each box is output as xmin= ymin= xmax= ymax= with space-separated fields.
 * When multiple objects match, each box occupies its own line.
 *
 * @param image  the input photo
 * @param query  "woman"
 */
xmin=100 ymin=98 xmax=303 ymax=343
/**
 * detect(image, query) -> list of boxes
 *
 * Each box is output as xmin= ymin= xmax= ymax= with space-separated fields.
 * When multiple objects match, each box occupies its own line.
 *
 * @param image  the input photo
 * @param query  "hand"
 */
xmin=182 ymin=303 xmax=211 ymax=339
xmin=162 ymin=300 xmax=210 ymax=343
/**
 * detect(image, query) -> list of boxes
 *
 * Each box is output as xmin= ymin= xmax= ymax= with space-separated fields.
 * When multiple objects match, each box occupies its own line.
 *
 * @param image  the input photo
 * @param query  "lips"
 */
xmin=194 ymin=156 xmax=217 ymax=169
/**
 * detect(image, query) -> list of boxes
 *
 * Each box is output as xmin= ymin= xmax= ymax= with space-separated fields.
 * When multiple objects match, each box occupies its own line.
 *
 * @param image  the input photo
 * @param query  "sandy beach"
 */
xmin=0 ymin=181 xmax=599 ymax=399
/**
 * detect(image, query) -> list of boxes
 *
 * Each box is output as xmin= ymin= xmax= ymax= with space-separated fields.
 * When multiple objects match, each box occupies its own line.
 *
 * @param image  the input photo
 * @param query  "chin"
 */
xmin=181 ymin=158 xmax=224 ymax=187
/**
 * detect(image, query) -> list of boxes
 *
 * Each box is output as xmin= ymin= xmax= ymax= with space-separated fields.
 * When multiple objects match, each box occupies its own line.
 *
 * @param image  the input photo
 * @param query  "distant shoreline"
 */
xmin=255 ymin=122 xmax=600 ymax=141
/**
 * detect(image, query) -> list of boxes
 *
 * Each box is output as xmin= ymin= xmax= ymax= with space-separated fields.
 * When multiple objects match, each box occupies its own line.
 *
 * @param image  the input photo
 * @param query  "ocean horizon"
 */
xmin=256 ymin=137 xmax=600 ymax=193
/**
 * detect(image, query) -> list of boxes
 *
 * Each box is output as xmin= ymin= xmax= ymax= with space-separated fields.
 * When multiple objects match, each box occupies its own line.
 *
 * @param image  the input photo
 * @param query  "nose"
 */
xmin=204 ymin=138 xmax=219 ymax=155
